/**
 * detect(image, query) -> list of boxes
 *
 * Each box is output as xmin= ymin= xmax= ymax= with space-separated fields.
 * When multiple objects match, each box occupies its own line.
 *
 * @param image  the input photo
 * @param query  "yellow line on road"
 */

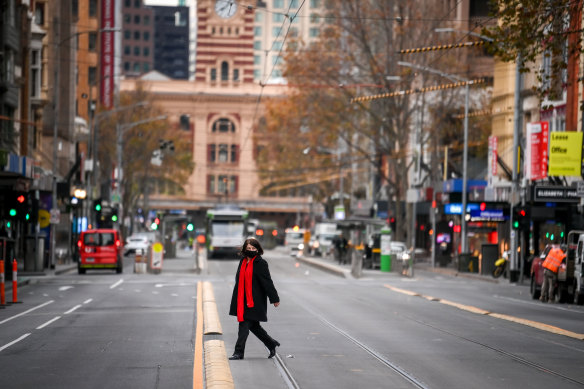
xmin=193 ymin=282 xmax=203 ymax=389
xmin=383 ymin=284 xmax=584 ymax=341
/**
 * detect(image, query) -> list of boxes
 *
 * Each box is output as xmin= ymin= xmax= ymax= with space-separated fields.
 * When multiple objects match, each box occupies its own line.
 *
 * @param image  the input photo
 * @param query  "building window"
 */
xmin=218 ymin=144 xmax=229 ymax=162
xmin=72 ymin=0 xmax=79 ymax=18
xmin=310 ymin=13 xmax=320 ymax=23
xmin=233 ymin=69 xmax=239 ymax=81
xmin=273 ymin=27 xmax=282 ymax=37
xmin=289 ymin=0 xmax=299 ymax=9
xmin=218 ymin=175 xmax=228 ymax=193
xmin=143 ymin=62 xmax=150 ymax=72
xmin=125 ymin=0 xmax=131 ymax=7
xmin=273 ymin=13 xmax=284 ymax=22
xmin=124 ymin=46 xmax=131 ymax=55
xmin=274 ymin=0 xmax=284 ymax=8
xmin=254 ymin=41 xmax=262 ymax=50
xmin=143 ymin=47 xmax=150 ymax=56
xmin=254 ymin=69 xmax=261 ymax=79
xmin=134 ymin=0 xmax=141 ymax=8
xmin=134 ymin=15 xmax=141 ymax=24
xmin=231 ymin=145 xmax=238 ymax=162
xmin=124 ymin=62 xmax=130 ymax=71
xmin=133 ymin=62 xmax=141 ymax=73
xmin=273 ymin=41 xmax=283 ymax=51
xmin=255 ymin=12 xmax=263 ymax=22
xmin=144 ymin=15 xmax=151 ymax=25
xmin=124 ymin=14 xmax=131 ymax=23
xmin=180 ymin=115 xmax=190 ymax=130
xmin=254 ymin=27 xmax=262 ymax=36
xmin=89 ymin=0 xmax=97 ymax=17
xmin=212 ymin=118 xmax=235 ymax=133
xmin=31 ymin=49 xmax=41 ymax=98
xmin=221 ymin=61 xmax=229 ymax=81
xmin=124 ymin=30 xmax=131 ymax=39
xmin=309 ymin=28 xmax=320 ymax=37
xmin=134 ymin=47 xmax=140 ymax=56
xmin=143 ymin=31 xmax=150 ymax=41
xmin=89 ymin=66 xmax=97 ymax=85
xmin=88 ymin=32 xmax=97 ymax=51
xmin=310 ymin=0 xmax=320 ymax=7
xmin=134 ymin=31 xmax=140 ymax=40
xmin=34 ymin=3 xmax=45 ymax=25
xmin=210 ymin=68 xmax=217 ymax=81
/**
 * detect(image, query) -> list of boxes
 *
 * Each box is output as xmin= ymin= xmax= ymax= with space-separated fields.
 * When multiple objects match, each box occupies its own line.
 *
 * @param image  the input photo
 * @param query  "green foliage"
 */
xmin=483 ymin=0 xmax=583 ymax=98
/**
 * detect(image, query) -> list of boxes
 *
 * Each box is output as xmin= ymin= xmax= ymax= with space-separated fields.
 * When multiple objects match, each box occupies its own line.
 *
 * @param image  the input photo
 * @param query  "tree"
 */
xmin=483 ymin=0 xmax=583 ymax=100
xmin=97 ymin=84 xmax=194 ymax=234
xmin=256 ymin=0 xmax=490 ymax=242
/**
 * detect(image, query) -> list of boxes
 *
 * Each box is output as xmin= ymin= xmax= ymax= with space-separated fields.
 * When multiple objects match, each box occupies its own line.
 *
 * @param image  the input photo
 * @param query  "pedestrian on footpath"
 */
xmin=540 ymin=246 xmax=566 ymax=303
xmin=228 ymin=238 xmax=280 ymax=360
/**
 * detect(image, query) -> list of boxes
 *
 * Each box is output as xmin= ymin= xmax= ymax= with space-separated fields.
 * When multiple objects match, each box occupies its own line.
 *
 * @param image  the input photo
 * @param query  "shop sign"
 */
xmin=444 ymin=203 xmax=480 ymax=215
xmin=533 ymin=185 xmax=580 ymax=203
xmin=470 ymin=209 xmax=505 ymax=222
xmin=548 ymin=132 xmax=583 ymax=177
xmin=525 ymin=122 xmax=548 ymax=180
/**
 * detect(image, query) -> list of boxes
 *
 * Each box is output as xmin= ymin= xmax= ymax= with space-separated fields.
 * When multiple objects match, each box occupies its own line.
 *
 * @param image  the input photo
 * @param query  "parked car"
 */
xmin=285 ymin=227 xmax=306 ymax=256
xmin=530 ymin=244 xmax=567 ymax=300
xmin=124 ymin=234 xmax=151 ymax=256
xmin=77 ymin=229 xmax=124 ymax=274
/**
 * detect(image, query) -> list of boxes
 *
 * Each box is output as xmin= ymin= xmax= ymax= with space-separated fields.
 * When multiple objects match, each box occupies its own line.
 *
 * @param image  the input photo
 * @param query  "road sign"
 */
xmin=49 ymin=208 xmax=60 ymax=224
xmin=150 ymin=242 xmax=164 ymax=271
xmin=577 ymin=181 xmax=584 ymax=197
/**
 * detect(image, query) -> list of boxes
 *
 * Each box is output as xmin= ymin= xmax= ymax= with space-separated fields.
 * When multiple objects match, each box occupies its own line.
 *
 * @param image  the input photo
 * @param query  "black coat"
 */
xmin=229 ymin=255 xmax=279 ymax=322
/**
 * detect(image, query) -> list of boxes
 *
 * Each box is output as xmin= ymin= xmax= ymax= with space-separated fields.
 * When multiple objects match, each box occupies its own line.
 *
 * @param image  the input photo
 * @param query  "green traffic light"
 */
xmin=95 ymin=204 xmax=102 ymax=211
xmin=112 ymin=215 xmax=118 ymax=222
xmin=9 ymin=209 xmax=16 ymax=217
xmin=560 ymin=231 xmax=564 ymax=238
xmin=6 ymin=221 xmax=11 ymax=228
xmin=151 ymin=222 xmax=158 ymax=230
xmin=512 ymin=221 xmax=519 ymax=229
xmin=25 ymin=213 xmax=30 ymax=220
xmin=187 ymin=223 xmax=194 ymax=232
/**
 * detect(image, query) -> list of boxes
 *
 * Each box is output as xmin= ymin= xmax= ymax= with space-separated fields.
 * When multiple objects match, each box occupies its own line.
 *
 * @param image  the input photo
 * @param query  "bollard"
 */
xmin=0 ymin=259 xmax=5 ymax=308
xmin=12 ymin=259 xmax=21 ymax=304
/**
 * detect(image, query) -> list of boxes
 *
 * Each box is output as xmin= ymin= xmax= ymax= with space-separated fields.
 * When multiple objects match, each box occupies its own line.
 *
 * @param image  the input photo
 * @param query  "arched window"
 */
xmin=221 ymin=61 xmax=229 ymax=81
xmin=212 ymin=118 xmax=235 ymax=133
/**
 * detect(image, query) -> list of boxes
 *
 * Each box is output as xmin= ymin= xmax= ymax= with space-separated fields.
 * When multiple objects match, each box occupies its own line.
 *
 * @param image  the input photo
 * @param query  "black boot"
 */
xmin=229 ymin=354 xmax=244 ymax=360
xmin=268 ymin=341 xmax=280 ymax=358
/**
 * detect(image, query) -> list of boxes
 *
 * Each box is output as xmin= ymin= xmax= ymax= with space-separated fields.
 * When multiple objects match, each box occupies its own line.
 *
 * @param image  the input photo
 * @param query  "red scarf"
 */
xmin=237 ymin=256 xmax=256 ymax=322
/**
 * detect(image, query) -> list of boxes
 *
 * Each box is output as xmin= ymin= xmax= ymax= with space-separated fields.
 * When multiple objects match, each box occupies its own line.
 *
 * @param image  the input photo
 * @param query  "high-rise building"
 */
xmin=152 ymin=5 xmax=190 ymax=79
xmin=121 ymin=0 xmax=155 ymax=77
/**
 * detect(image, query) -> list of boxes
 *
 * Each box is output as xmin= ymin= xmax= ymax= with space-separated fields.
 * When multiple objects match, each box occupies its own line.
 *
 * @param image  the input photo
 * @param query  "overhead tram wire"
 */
xmin=239 ymin=0 xmax=308 ymax=154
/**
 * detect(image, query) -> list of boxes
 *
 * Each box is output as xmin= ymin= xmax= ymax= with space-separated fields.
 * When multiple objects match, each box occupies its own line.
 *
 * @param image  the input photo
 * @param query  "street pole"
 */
xmin=461 ymin=82 xmax=470 ymax=254
xmin=50 ymin=16 xmax=61 ymax=270
xmin=510 ymin=56 xmax=523 ymax=282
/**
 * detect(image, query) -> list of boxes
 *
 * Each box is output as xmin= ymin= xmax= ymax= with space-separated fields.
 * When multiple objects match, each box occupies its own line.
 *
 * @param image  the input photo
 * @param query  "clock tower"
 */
xmin=195 ymin=0 xmax=255 ymax=84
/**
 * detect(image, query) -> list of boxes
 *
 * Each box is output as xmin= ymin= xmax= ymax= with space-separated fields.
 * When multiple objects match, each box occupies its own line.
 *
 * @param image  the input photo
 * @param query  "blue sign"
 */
xmin=470 ymin=209 xmax=505 ymax=222
xmin=444 ymin=203 xmax=480 ymax=215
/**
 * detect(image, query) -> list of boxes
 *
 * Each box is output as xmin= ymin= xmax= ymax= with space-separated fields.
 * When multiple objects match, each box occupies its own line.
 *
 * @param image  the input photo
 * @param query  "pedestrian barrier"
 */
xmin=0 ymin=259 xmax=6 ymax=308
xmin=134 ymin=249 xmax=147 ymax=274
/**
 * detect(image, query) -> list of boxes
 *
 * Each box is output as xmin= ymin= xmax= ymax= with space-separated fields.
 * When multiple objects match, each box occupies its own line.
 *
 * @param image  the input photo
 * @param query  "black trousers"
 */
xmin=234 ymin=320 xmax=278 ymax=357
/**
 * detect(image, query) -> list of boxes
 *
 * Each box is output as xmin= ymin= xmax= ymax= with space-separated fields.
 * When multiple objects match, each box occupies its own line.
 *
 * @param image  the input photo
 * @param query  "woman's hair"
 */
xmin=239 ymin=238 xmax=264 ymax=256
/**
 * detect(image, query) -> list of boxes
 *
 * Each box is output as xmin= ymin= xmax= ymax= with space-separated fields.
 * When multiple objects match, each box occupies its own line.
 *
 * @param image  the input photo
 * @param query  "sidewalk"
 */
xmin=295 ymin=249 xmax=502 ymax=284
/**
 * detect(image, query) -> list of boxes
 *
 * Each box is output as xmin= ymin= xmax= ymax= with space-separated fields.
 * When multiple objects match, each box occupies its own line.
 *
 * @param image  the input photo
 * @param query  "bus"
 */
xmin=205 ymin=205 xmax=249 ymax=258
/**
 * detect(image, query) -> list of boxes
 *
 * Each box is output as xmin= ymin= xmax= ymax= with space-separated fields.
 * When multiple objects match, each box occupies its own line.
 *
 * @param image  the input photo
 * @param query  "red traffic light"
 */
xmin=154 ymin=217 xmax=160 ymax=224
xmin=519 ymin=209 xmax=526 ymax=217
xmin=16 ymin=195 xmax=25 ymax=203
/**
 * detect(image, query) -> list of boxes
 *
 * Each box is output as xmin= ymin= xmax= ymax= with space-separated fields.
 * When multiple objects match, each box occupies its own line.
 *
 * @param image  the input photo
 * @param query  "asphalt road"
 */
xmin=1 ymin=246 xmax=583 ymax=389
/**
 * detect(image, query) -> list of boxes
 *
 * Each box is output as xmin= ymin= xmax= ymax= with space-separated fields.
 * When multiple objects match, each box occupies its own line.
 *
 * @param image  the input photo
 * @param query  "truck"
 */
xmin=205 ymin=205 xmax=248 ymax=258
xmin=530 ymin=230 xmax=584 ymax=304
xmin=309 ymin=222 xmax=339 ymax=256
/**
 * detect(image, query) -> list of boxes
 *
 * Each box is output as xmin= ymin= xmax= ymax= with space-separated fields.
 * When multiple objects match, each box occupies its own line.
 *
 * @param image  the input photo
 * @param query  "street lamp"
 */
xmin=398 ymin=60 xmax=475 ymax=255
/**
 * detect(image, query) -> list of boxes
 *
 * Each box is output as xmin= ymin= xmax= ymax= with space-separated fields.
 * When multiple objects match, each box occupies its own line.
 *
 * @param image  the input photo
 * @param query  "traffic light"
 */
xmin=94 ymin=199 xmax=102 ymax=212
xmin=186 ymin=222 xmax=194 ymax=232
xmin=151 ymin=217 xmax=160 ymax=230
xmin=9 ymin=192 xmax=28 ymax=220
xmin=111 ymin=207 xmax=119 ymax=222
xmin=512 ymin=206 xmax=529 ymax=230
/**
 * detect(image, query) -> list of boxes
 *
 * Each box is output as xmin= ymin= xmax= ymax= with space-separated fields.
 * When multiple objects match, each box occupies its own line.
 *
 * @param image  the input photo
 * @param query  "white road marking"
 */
xmin=154 ymin=283 xmax=191 ymax=288
xmin=58 ymin=286 xmax=73 ymax=291
xmin=83 ymin=299 xmax=93 ymax=304
xmin=0 ymin=333 xmax=31 ymax=352
xmin=0 ymin=300 xmax=54 ymax=325
xmin=110 ymin=279 xmax=124 ymax=289
xmin=171 ymin=293 xmax=179 ymax=297
xmin=64 ymin=304 xmax=82 ymax=314
xmin=37 ymin=316 xmax=62 ymax=329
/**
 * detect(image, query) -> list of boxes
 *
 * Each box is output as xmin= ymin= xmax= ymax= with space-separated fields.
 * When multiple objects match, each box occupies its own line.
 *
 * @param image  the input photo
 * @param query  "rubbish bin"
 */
xmin=379 ymin=226 xmax=392 ymax=272
xmin=458 ymin=253 xmax=478 ymax=273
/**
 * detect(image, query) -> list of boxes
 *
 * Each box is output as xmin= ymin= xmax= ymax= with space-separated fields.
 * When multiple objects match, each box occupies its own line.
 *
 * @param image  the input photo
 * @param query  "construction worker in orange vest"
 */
xmin=540 ymin=247 xmax=566 ymax=303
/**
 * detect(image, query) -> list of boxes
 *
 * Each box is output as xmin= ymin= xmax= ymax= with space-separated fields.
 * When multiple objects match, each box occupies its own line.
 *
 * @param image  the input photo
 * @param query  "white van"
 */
xmin=285 ymin=227 xmax=306 ymax=256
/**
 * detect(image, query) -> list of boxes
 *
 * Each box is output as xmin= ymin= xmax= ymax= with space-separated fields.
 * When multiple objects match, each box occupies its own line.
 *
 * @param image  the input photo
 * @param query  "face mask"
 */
xmin=244 ymin=249 xmax=257 ymax=257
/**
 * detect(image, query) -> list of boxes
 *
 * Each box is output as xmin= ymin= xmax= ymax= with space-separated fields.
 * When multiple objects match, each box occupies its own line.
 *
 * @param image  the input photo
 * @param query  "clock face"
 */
xmin=215 ymin=0 xmax=238 ymax=19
